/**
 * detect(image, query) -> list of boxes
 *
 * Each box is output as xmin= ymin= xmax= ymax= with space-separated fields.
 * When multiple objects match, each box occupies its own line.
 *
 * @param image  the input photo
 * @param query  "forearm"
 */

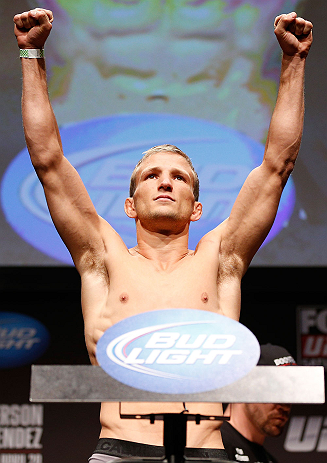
xmin=264 ymin=53 xmax=306 ymax=180
xmin=21 ymin=57 xmax=62 ymax=171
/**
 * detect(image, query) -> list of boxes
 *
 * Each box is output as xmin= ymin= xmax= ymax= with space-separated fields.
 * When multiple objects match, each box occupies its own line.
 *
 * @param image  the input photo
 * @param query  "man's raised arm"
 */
xmin=14 ymin=8 xmax=111 ymax=270
xmin=218 ymin=12 xmax=313 ymax=274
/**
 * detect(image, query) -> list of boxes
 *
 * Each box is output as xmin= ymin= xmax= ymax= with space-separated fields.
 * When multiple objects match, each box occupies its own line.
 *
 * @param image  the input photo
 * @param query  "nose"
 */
xmin=276 ymin=403 xmax=291 ymax=414
xmin=158 ymin=174 xmax=173 ymax=191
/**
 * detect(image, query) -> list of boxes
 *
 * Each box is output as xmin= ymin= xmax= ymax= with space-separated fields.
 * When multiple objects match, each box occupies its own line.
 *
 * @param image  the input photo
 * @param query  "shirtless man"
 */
xmin=13 ymin=8 xmax=312 ymax=463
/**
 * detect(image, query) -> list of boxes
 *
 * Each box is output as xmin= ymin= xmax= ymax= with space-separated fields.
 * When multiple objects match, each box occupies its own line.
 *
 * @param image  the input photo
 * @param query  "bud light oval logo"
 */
xmin=1 ymin=114 xmax=295 ymax=264
xmin=0 ymin=312 xmax=50 ymax=369
xmin=96 ymin=309 xmax=260 ymax=394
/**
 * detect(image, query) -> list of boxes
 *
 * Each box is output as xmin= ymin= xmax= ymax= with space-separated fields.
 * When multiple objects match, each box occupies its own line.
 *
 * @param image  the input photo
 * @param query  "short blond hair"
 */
xmin=129 ymin=144 xmax=199 ymax=201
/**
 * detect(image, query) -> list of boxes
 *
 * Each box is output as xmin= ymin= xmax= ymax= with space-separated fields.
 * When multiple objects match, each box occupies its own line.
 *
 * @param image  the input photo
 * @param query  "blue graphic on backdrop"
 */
xmin=96 ymin=309 xmax=260 ymax=394
xmin=0 ymin=312 xmax=50 ymax=369
xmin=1 ymin=114 xmax=295 ymax=264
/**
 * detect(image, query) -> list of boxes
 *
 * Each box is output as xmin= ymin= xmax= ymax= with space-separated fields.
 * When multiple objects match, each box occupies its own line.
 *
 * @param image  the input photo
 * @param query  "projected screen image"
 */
xmin=0 ymin=0 xmax=326 ymax=266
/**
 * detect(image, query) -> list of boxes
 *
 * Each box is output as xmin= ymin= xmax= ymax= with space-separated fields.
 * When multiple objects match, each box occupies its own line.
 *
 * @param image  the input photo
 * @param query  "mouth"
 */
xmin=155 ymin=195 xmax=175 ymax=201
xmin=272 ymin=414 xmax=289 ymax=424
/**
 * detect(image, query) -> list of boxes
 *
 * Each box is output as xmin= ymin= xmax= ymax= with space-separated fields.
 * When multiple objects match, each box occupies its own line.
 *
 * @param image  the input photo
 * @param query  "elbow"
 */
xmin=26 ymin=138 xmax=63 ymax=173
xmin=24 ymin=120 xmax=63 ymax=172
xmin=265 ymin=144 xmax=299 ymax=185
xmin=29 ymin=152 xmax=61 ymax=176
xmin=280 ymin=157 xmax=296 ymax=185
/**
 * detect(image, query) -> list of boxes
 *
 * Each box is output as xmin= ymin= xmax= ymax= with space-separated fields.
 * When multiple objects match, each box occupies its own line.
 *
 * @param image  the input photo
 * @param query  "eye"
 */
xmin=175 ymin=175 xmax=185 ymax=181
xmin=146 ymin=173 xmax=157 ymax=179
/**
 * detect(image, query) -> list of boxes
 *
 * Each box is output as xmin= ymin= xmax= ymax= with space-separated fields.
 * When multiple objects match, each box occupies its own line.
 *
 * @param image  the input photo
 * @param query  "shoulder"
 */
xmin=221 ymin=422 xmax=249 ymax=461
xmin=221 ymin=422 xmax=267 ymax=463
xmin=221 ymin=421 xmax=242 ymax=440
xmin=195 ymin=221 xmax=225 ymax=253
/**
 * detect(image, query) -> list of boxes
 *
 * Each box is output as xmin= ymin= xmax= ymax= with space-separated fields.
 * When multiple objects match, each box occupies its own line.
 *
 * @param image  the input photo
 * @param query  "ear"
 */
xmin=190 ymin=201 xmax=202 ymax=222
xmin=124 ymin=197 xmax=137 ymax=219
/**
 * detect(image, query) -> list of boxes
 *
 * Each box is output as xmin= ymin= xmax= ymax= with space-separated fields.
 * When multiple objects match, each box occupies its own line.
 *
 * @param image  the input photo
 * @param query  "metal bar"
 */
xmin=30 ymin=365 xmax=325 ymax=404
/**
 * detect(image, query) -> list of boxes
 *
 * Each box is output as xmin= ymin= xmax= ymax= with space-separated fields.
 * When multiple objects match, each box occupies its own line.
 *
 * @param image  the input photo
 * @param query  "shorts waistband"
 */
xmin=94 ymin=438 xmax=229 ymax=459
xmin=94 ymin=439 xmax=164 ymax=458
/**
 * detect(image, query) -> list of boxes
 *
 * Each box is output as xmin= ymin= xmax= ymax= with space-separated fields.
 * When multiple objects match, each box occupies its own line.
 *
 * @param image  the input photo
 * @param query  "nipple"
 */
xmin=201 ymin=292 xmax=209 ymax=303
xmin=119 ymin=293 xmax=129 ymax=303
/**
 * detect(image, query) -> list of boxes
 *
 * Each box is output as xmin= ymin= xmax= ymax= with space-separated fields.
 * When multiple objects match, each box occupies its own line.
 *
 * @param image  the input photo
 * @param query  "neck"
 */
xmin=225 ymin=404 xmax=265 ymax=446
xmin=132 ymin=225 xmax=191 ymax=266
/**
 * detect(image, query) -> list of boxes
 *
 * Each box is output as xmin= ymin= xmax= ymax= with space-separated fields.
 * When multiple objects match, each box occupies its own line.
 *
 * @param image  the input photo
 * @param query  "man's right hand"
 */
xmin=13 ymin=8 xmax=53 ymax=50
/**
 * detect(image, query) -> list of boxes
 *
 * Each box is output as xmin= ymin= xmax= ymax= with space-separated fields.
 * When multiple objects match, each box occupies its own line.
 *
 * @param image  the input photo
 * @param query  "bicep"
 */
xmin=39 ymin=156 xmax=111 ymax=267
xmin=220 ymin=162 xmax=284 ymax=269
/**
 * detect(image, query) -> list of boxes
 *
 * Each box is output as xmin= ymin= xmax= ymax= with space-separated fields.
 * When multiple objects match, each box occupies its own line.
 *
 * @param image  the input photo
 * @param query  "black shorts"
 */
xmin=92 ymin=438 xmax=230 ymax=461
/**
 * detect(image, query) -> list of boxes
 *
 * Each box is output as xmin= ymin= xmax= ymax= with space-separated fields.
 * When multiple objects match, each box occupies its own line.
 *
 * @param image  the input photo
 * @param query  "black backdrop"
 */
xmin=1 ymin=266 xmax=326 ymax=462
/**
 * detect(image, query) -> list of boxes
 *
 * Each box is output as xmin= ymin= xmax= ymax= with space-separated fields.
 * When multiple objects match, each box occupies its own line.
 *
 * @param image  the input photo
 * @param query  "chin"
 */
xmin=264 ymin=425 xmax=284 ymax=438
xmin=151 ymin=211 xmax=180 ymax=222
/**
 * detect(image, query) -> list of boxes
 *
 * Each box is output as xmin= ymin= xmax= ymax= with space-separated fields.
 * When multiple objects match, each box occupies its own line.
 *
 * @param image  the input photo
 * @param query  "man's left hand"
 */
xmin=274 ymin=12 xmax=313 ymax=58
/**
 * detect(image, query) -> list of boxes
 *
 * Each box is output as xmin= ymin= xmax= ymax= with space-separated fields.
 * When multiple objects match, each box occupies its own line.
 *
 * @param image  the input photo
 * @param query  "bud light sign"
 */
xmin=96 ymin=309 xmax=260 ymax=394
xmin=0 ymin=312 xmax=50 ymax=369
xmin=1 ymin=114 xmax=295 ymax=264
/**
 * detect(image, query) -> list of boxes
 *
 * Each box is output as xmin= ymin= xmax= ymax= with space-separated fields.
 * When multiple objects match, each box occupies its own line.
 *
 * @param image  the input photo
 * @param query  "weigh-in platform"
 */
xmin=30 ymin=309 xmax=325 ymax=463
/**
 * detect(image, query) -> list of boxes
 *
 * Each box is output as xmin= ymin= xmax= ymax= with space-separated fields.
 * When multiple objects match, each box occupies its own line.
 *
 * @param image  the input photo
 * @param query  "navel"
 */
xmin=119 ymin=293 xmax=129 ymax=303
xmin=201 ymin=292 xmax=209 ymax=303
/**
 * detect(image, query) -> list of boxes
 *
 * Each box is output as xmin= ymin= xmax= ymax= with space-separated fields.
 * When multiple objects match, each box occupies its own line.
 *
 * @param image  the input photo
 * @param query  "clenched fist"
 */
xmin=274 ymin=12 xmax=313 ymax=58
xmin=14 ymin=8 xmax=53 ymax=50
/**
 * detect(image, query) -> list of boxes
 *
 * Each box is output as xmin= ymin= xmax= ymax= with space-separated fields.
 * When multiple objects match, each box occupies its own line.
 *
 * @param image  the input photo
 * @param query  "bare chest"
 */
xmin=106 ymin=256 xmax=219 ymax=324
xmin=82 ymin=251 xmax=245 ymax=365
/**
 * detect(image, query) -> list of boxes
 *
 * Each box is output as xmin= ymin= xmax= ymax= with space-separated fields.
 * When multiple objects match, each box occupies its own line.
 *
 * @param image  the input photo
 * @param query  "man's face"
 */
xmin=129 ymin=152 xmax=201 ymax=230
xmin=244 ymin=403 xmax=291 ymax=437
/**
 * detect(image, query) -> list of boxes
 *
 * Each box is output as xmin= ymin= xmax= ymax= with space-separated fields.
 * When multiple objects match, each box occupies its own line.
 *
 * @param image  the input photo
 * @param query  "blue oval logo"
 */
xmin=0 ymin=312 xmax=50 ymax=369
xmin=96 ymin=309 xmax=260 ymax=394
xmin=1 ymin=114 xmax=295 ymax=264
